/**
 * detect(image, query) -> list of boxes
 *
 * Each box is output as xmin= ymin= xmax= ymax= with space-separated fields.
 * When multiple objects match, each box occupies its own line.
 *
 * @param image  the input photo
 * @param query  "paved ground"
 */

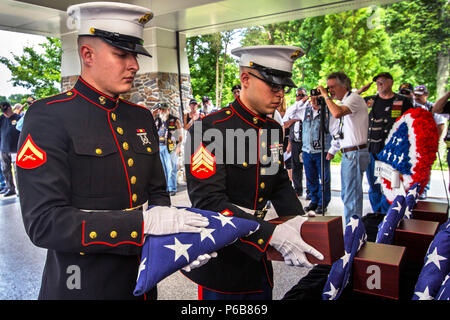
xmin=1 ymin=165 xmax=448 ymax=300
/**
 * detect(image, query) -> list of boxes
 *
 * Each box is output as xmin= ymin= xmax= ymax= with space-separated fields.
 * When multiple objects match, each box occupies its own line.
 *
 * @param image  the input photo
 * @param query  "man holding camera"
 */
xmin=317 ymin=72 xmax=369 ymax=224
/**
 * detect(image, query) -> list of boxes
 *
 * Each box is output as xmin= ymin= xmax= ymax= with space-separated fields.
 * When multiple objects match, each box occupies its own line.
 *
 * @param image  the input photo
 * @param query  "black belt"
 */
xmin=341 ymin=144 xmax=367 ymax=153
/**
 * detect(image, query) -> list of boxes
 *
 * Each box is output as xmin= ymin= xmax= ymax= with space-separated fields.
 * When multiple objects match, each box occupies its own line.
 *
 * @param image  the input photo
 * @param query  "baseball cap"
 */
xmin=373 ymin=72 xmax=393 ymax=82
xmin=399 ymin=83 xmax=413 ymax=94
xmin=414 ymin=85 xmax=428 ymax=95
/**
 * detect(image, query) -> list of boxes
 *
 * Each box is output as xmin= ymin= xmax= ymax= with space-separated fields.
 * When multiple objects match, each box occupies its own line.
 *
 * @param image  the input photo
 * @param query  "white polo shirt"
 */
xmin=339 ymin=92 xmax=368 ymax=149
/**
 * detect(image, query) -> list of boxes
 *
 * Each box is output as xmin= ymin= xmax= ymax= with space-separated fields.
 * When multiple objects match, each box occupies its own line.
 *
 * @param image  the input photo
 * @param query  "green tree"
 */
xmin=0 ymin=37 xmax=61 ymax=99
xmin=384 ymin=0 xmax=449 ymax=100
xmin=318 ymin=7 xmax=396 ymax=93
xmin=186 ymin=32 xmax=239 ymax=109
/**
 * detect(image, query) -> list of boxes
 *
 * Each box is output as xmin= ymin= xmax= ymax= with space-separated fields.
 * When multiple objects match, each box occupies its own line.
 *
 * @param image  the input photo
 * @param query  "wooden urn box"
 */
xmin=353 ymin=242 xmax=406 ymax=300
xmin=266 ymin=215 xmax=344 ymax=265
xmin=412 ymin=201 xmax=449 ymax=225
xmin=394 ymin=219 xmax=439 ymax=263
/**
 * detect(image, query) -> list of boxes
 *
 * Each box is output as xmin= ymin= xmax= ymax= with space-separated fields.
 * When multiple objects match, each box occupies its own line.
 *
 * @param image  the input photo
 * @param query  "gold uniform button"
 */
xmin=258 ymin=197 xmax=264 ymax=203
xmin=99 ymin=96 xmax=106 ymax=105
xmin=117 ymin=127 xmax=124 ymax=135
xmin=262 ymin=155 xmax=268 ymax=162
xmin=147 ymin=147 xmax=152 ymax=153
xmin=89 ymin=231 xmax=97 ymax=239
xmin=122 ymin=142 xmax=129 ymax=150
xmin=226 ymin=110 xmax=231 ymax=115
xmin=79 ymin=252 xmax=85 ymax=255
xmin=261 ymin=141 xmax=266 ymax=148
xmin=242 ymin=161 xmax=248 ymax=167
xmin=130 ymin=176 xmax=136 ymax=184
xmin=253 ymin=117 xmax=258 ymax=125
xmin=66 ymin=91 xmax=73 ymax=96
xmin=95 ymin=148 xmax=102 ymax=155
xmin=132 ymin=194 xmax=138 ymax=202
xmin=110 ymin=231 xmax=117 ymax=238
xmin=131 ymin=231 xmax=138 ymax=239
xmin=111 ymin=113 xmax=117 ymax=121
xmin=261 ymin=168 xmax=266 ymax=175
xmin=260 ymin=182 xmax=265 ymax=189
xmin=258 ymin=239 xmax=264 ymax=245
xmin=128 ymin=158 xmax=134 ymax=167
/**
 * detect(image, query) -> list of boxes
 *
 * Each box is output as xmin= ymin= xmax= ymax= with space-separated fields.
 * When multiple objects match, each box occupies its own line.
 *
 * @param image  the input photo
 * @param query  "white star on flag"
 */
xmin=212 ymin=213 xmax=236 ymax=228
xmin=347 ymin=216 xmax=359 ymax=233
xmin=323 ymin=282 xmax=339 ymax=300
xmin=392 ymin=200 xmax=403 ymax=213
xmin=199 ymin=228 xmax=216 ymax=244
xmin=414 ymin=286 xmax=434 ymax=300
xmin=404 ymin=208 xmax=412 ymax=219
xmin=164 ymin=237 xmax=192 ymax=262
xmin=425 ymin=247 xmax=447 ymax=270
xmin=397 ymin=153 xmax=404 ymax=163
xmin=137 ymin=257 xmax=147 ymax=282
xmin=341 ymin=251 xmax=351 ymax=268
xmin=407 ymin=186 xmax=417 ymax=198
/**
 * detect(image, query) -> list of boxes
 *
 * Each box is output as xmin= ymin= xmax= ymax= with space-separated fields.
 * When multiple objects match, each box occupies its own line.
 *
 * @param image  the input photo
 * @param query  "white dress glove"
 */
xmin=182 ymin=252 xmax=218 ymax=272
xmin=269 ymin=216 xmax=324 ymax=267
xmin=143 ymin=206 xmax=209 ymax=235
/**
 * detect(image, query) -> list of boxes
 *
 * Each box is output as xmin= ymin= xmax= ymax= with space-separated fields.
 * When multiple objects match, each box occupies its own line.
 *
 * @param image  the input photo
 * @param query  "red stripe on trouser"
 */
xmin=198 ymin=285 xmax=203 ymax=300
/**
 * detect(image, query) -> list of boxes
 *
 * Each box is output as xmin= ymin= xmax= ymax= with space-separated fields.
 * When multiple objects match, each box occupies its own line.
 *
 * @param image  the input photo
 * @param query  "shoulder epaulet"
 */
xmin=202 ymin=107 xmax=234 ymax=125
xmin=43 ymin=90 xmax=77 ymax=105
xmin=120 ymin=99 xmax=151 ymax=112
xmin=266 ymin=116 xmax=282 ymax=128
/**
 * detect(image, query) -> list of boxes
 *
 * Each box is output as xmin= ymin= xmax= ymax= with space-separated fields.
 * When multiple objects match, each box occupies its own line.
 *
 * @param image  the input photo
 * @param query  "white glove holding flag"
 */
xmin=143 ymin=206 xmax=209 ymax=235
xmin=182 ymin=252 xmax=218 ymax=272
xmin=269 ymin=216 xmax=324 ymax=267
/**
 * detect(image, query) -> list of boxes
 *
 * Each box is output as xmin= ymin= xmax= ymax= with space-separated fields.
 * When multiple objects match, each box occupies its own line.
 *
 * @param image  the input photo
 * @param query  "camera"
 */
xmin=333 ymin=131 xmax=343 ymax=140
xmin=310 ymin=88 xmax=321 ymax=96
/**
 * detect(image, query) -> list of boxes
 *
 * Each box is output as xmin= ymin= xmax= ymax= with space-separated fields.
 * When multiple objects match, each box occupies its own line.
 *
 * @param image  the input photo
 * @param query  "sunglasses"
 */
xmin=296 ymin=94 xmax=306 ymax=98
xmin=248 ymin=72 xmax=292 ymax=94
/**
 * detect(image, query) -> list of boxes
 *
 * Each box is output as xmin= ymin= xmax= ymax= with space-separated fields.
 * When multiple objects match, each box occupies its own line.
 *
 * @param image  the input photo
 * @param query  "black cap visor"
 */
xmin=91 ymin=28 xmax=151 ymax=58
xmin=251 ymin=63 xmax=296 ymax=88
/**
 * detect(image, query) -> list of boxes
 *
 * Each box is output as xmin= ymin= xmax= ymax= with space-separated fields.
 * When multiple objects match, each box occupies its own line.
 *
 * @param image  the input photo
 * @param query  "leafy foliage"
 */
xmin=0 ymin=37 xmax=61 ymax=99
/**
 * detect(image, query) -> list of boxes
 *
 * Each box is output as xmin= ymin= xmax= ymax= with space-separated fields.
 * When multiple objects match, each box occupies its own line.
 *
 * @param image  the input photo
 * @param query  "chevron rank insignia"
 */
xmin=16 ymin=134 xmax=47 ymax=169
xmin=191 ymin=143 xmax=216 ymax=179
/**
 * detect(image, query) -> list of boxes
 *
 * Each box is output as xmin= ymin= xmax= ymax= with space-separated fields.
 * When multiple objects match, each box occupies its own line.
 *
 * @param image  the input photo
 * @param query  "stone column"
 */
xmin=60 ymin=27 xmax=192 ymax=118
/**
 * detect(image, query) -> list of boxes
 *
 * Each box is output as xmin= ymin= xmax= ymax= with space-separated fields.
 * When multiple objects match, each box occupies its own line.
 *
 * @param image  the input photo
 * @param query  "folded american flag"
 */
xmin=134 ymin=207 xmax=260 ymax=296
xmin=413 ymin=219 xmax=449 ymax=300
xmin=322 ymin=215 xmax=367 ymax=300
xmin=436 ymin=274 xmax=450 ymax=300
xmin=404 ymin=183 xmax=420 ymax=219
xmin=376 ymin=195 xmax=406 ymax=244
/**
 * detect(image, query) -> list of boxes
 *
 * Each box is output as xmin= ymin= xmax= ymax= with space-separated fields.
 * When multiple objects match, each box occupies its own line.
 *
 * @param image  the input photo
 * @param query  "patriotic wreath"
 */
xmin=376 ymin=107 xmax=439 ymax=203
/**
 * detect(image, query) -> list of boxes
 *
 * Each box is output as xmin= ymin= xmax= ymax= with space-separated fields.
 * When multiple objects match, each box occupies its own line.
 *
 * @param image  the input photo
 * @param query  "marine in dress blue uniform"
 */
xmin=16 ymin=2 xmax=170 ymax=300
xmin=183 ymin=46 xmax=323 ymax=299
